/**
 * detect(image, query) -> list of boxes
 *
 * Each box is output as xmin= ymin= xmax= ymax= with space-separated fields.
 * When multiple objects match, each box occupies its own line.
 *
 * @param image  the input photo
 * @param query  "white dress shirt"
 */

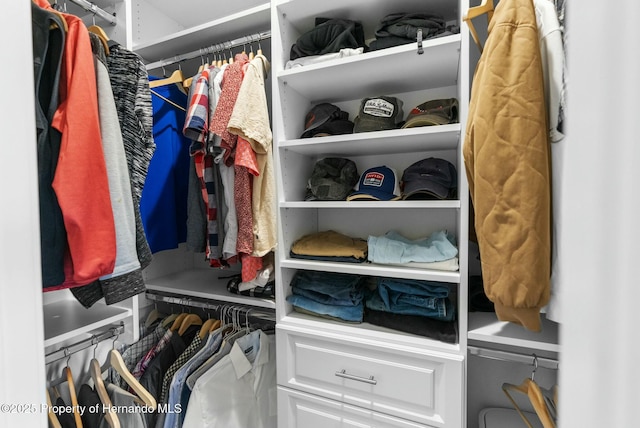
xmin=182 ymin=330 xmax=276 ymax=428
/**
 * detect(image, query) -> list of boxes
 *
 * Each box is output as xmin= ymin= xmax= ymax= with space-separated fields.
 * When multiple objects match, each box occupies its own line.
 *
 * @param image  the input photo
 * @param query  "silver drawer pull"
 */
xmin=335 ymin=369 xmax=378 ymax=385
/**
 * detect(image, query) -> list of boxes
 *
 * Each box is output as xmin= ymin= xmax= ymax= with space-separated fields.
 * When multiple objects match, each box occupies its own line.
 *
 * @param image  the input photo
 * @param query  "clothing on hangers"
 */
xmin=182 ymin=330 xmax=276 ymax=428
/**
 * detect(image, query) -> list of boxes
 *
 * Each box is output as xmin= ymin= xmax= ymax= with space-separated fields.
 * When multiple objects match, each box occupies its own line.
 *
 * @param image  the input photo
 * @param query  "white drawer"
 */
xmin=276 ymin=325 xmax=463 ymax=427
xmin=278 ymin=386 xmax=433 ymax=428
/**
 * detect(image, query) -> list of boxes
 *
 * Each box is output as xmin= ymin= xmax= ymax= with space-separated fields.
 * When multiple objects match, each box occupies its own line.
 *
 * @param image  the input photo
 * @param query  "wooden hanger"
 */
xmin=463 ymin=0 xmax=494 ymax=53
xmin=178 ymin=314 xmax=203 ymax=336
xmin=48 ymin=353 xmax=83 ymax=427
xmin=161 ymin=312 xmax=180 ymax=329
xmin=502 ymin=357 xmax=556 ymax=428
xmin=100 ymin=348 xmax=157 ymax=410
xmin=149 ymin=69 xmax=185 ymax=89
xmin=199 ymin=318 xmax=221 ymax=339
xmin=43 ymin=2 xmax=69 ymax=33
xmin=90 ymin=358 xmax=120 ymax=428
xmin=169 ymin=312 xmax=189 ymax=331
xmin=88 ymin=25 xmax=110 ymax=55
xmin=144 ymin=304 xmax=165 ymax=329
xmin=46 ymin=389 xmax=62 ymax=428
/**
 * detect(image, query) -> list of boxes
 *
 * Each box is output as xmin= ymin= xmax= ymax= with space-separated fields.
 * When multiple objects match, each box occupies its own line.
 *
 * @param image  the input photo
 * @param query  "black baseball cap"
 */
xmin=301 ymin=103 xmax=350 ymax=138
xmin=401 ymin=157 xmax=457 ymax=200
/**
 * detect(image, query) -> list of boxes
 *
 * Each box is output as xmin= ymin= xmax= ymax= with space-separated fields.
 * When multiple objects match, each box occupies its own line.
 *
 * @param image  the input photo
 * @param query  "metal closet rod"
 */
xmin=145 ymin=30 xmax=271 ymax=71
xmin=45 ymin=324 xmax=125 ymax=365
xmin=61 ymin=0 xmax=117 ymax=26
xmin=468 ymin=345 xmax=559 ymax=370
xmin=145 ymin=290 xmax=275 ymax=322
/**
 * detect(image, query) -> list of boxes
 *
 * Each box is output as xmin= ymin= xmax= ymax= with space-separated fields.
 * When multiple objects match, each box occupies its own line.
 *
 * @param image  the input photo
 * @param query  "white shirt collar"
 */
xmin=229 ymin=330 xmax=270 ymax=379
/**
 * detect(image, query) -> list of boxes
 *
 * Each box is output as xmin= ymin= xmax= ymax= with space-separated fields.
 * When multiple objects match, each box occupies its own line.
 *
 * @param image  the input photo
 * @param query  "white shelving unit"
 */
xmin=272 ymin=0 xmax=469 ymax=426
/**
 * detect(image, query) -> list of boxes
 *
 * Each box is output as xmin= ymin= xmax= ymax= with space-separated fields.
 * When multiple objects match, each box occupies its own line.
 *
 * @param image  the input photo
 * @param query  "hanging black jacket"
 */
xmin=31 ymin=2 xmax=67 ymax=286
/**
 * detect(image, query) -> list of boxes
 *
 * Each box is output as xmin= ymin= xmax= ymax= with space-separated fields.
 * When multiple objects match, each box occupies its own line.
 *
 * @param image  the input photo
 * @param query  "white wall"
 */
xmin=559 ymin=2 xmax=640 ymax=428
xmin=0 ymin=3 xmax=47 ymax=427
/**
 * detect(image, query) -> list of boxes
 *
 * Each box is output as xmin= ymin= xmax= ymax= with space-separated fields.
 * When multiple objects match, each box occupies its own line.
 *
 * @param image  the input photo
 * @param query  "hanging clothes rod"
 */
xmin=145 ymin=290 xmax=275 ymax=323
xmin=468 ymin=346 xmax=559 ymax=370
xmin=65 ymin=0 xmax=117 ymax=26
xmin=145 ymin=30 xmax=271 ymax=71
xmin=45 ymin=324 xmax=125 ymax=365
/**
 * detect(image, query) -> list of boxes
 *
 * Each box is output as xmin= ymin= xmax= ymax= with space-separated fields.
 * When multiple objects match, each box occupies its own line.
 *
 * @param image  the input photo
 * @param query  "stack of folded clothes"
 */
xmin=290 ymin=230 xmax=368 ymax=263
xmin=368 ymin=12 xmax=458 ymax=51
xmin=286 ymin=270 xmax=367 ymax=323
xmin=367 ymin=230 xmax=459 ymax=271
xmin=364 ymin=277 xmax=458 ymax=343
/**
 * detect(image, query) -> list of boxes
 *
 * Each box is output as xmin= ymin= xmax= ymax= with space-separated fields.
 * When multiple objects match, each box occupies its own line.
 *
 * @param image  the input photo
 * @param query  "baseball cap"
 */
xmin=401 ymin=157 xmax=457 ymax=200
xmin=353 ymin=96 xmax=403 ymax=133
xmin=307 ymin=157 xmax=359 ymax=200
xmin=401 ymin=98 xmax=459 ymax=128
xmin=301 ymin=103 xmax=351 ymax=138
xmin=347 ymin=166 xmax=401 ymax=201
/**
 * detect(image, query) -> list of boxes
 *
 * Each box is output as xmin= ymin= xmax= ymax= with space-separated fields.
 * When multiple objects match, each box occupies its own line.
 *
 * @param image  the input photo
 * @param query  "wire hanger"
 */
xmin=463 ymin=0 xmax=495 ymax=53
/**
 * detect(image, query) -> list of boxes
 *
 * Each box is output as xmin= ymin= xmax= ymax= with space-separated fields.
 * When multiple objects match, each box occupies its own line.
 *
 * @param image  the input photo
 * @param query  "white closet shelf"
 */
xmin=279 ymin=124 xmax=461 ymax=156
xmin=281 ymin=200 xmax=461 ymax=209
xmin=43 ymin=300 xmax=131 ymax=348
xmin=280 ymin=311 xmax=461 ymax=354
xmin=145 ymin=269 xmax=276 ymax=310
xmin=134 ymin=2 xmax=270 ymax=65
xmin=278 ymin=35 xmax=461 ymax=102
xmin=467 ymin=312 xmax=560 ymax=353
xmin=280 ymin=259 xmax=461 ymax=284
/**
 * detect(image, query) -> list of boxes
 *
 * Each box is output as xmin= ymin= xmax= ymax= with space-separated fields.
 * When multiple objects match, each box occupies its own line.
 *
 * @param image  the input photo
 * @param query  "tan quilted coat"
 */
xmin=463 ymin=0 xmax=551 ymax=332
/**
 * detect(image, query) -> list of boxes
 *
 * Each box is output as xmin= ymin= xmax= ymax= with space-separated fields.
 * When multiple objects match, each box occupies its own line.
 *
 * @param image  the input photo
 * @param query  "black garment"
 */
xmin=31 ymin=2 xmax=67 ymax=287
xmin=77 ymin=384 xmax=105 ymax=428
xmin=140 ymin=325 xmax=198 ymax=427
xmin=290 ymin=17 xmax=365 ymax=60
xmin=364 ymin=307 xmax=458 ymax=344
xmin=53 ymin=397 xmax=77 ymax=428
xmin=368 ymin=12 xmax=449 ymax=51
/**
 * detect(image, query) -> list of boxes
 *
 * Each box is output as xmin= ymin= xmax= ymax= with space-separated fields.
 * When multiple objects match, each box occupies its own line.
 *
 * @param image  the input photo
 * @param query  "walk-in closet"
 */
xmin=3 ymin=0 xmax=640 ymax=427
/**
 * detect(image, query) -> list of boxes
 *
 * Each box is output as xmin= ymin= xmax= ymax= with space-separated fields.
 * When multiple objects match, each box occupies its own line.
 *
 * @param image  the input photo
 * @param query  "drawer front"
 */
xmin=278 ymin=386 xmax=432 ymax=428
xmin=277 ymin=326 xmax=463 ymax=427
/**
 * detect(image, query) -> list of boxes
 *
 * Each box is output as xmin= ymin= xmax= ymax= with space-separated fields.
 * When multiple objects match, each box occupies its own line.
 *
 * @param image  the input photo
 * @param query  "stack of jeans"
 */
xmin=364 ymin=277 xmax=458 ymax=343
xmin=286 ymin=270 xmax=366 ymax=323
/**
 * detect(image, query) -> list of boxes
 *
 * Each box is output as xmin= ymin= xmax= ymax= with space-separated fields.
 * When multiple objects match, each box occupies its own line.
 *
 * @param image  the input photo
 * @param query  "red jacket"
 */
xmin=35 ymin=0 xmax=116 ymax=288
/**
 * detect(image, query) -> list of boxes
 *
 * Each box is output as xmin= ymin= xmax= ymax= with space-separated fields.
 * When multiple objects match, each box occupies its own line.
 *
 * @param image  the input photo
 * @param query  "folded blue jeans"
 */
xmin=366 ymin=277 xmax=455 ymax=321
xmin=290 ymin=270 xmax=365 ymax=306
xmin=287 ymin=294 xmax=364 ymax=322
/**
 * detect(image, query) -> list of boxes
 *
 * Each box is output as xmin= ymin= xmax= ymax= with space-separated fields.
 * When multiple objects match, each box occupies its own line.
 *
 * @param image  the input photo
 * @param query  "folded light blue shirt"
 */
xmin=367 ymin=230 xmax=458 ymax=264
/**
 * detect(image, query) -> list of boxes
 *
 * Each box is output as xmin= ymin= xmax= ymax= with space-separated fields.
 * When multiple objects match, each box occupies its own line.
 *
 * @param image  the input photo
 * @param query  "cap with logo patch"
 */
xmin=347 ymin=165 xmax=401 ymax=201
xmin=353 ymin=96 xmax=403 ymax=133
